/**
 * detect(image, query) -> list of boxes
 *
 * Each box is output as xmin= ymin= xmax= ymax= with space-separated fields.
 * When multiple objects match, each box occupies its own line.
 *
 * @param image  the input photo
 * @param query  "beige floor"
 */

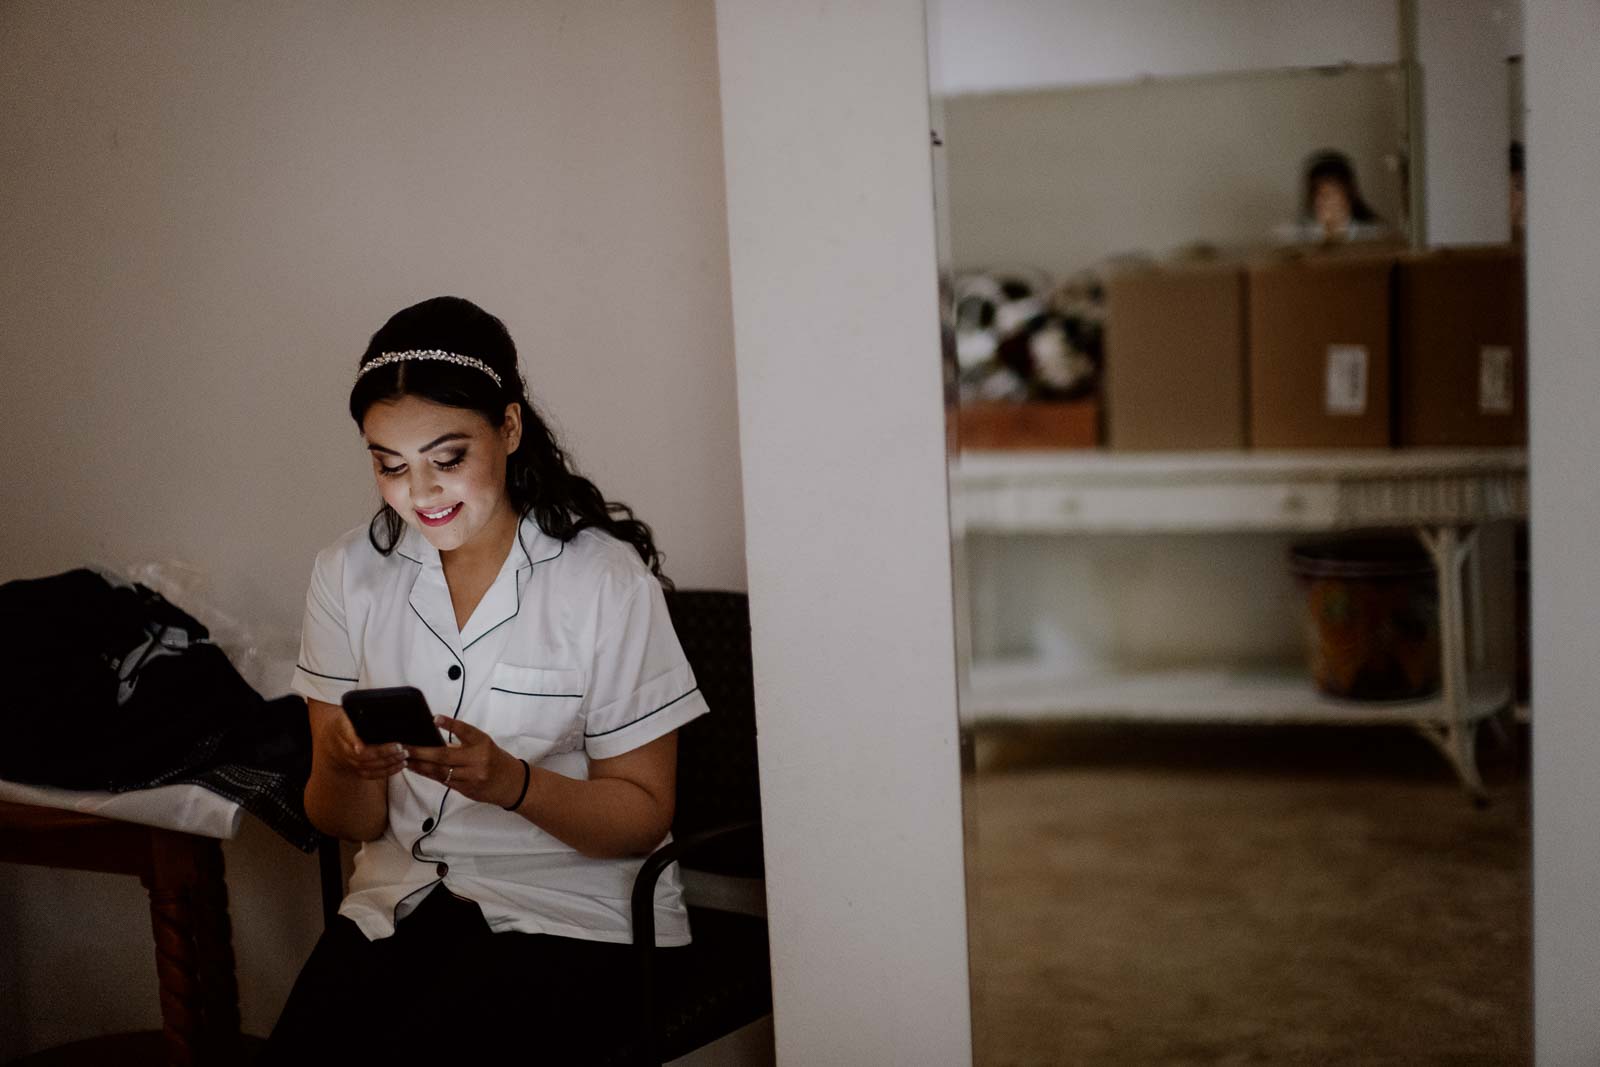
xmin=969 ymin=721 xmax=1530 ymax=1067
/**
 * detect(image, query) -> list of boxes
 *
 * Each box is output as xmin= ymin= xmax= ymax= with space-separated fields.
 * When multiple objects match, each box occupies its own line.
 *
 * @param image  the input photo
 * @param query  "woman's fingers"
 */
xmin=337 ymin=726 xmax=406 ymax=778
xmin=435 ymin=715 xmax=486 ymax=743
xmin=406 ymin=740 xmax=461 ymax=765
xmin=398 ymin=719 xmax=504 ymax=798
xmin=405 ymin=755 xmax=449 ymax=777
xmin=352 ymin=744 xmax=406 ymax=779
xmin=407 ymin=756 xmax=479 ymax=781
xmin=406 ymin=754 xmax=496 ymax=798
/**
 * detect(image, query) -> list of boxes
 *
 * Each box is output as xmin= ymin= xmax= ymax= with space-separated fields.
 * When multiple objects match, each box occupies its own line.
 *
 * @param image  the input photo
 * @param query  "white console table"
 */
xmin=951 ymin=448 xmax=1528 ymax=801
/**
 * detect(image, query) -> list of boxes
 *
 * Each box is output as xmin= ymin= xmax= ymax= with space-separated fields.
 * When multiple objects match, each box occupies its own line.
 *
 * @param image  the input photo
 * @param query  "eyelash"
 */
xmin=377 ymin=455 xmax=465 ymax=478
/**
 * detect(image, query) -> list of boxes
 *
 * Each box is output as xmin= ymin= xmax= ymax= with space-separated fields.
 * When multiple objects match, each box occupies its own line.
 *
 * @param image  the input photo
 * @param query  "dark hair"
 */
xmin=1302 ymin=149 xmax=1379 ymax=223
xmin=349 ymin=296 xmax=669 ymax=585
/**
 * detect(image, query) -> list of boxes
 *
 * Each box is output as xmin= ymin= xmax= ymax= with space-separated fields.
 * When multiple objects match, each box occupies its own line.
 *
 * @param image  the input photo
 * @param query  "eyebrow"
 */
xmin=366 ymin=432 xmax=471 ymax=457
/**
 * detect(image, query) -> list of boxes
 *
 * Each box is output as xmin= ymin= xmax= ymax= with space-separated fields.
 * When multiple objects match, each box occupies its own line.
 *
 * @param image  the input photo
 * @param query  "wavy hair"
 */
xmin=348 ymin=296 xmax=669 ymax=585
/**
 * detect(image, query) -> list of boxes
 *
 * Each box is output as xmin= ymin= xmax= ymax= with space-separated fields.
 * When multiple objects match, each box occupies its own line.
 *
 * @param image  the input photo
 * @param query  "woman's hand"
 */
xmin=314 ymin=704 xmax=407 ymax=781
xmin=303 ymin=699 xmax=397 ymax=842
xmin=405 ymin=716 xmax=520 ymax=808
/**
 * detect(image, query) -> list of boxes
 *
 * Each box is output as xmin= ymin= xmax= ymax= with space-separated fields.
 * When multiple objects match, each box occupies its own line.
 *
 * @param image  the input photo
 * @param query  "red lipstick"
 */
xmin=416 ymin=503 xmax=463 ymax=527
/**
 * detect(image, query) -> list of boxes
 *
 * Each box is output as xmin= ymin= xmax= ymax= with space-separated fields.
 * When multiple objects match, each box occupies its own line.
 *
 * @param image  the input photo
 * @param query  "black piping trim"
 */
xmin=461 ymin=570 xmax=522 ymax=653
xmin=584 ymin=687 xmax=701 ymax=739
xmin=396 ymin=518 xmax=564 ymax=570
xmin=407 ymin=605 xmax=466 ymax=723
xmin=490 ymin=687 xmax=584 ymax=698
xmin=295 ymin=664 xmax=359 ymax=683
xmin=407 ymin=602 xmax=466 ymax=859
xmin=462 ymin=612 xmax=515 ymax=652
xmin=391 ymin=878 xmax=444 ymax=927
xmin=520 ymin=523 xmax=565 ymax=569
xmin=456 ymin=535 xmax=562 ymax=652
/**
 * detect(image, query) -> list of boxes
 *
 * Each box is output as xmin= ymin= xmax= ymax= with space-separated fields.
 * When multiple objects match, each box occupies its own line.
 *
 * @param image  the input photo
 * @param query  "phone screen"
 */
xmin=341 ymin=686 xmax=447 ymax=747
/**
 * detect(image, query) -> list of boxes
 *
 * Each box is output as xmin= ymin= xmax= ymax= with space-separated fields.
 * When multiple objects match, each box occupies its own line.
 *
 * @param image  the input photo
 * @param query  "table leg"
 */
xmin=1466 ymin=527 xmax=1488 ymax=669
xmin=142 ymin=830 xmax=241 ymax=1066
xmin=1416 ymin=525 xmax=1488 ymax=805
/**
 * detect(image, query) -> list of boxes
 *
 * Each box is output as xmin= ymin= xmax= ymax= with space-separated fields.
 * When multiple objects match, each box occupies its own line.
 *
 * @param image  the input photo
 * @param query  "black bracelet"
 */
xmin=504 ymin=757 xmax=531 ymax=811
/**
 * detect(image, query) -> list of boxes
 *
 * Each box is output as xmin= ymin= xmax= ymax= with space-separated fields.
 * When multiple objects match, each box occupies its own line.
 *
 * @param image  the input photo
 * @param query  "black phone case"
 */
xmin=341 ymin=686 xmax=447 ymax=747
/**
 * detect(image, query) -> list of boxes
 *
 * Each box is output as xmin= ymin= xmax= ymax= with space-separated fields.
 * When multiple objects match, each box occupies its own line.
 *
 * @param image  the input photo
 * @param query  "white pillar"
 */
xmin=715 ymin=2 xmax=974 ymax=1063
xmin=1527 ymin=1 xmax=1600 ymax=1062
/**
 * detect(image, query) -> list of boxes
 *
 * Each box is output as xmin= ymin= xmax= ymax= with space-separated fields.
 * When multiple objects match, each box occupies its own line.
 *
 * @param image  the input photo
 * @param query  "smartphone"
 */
xmin=341 ymin=686 xmax=448 ymax=747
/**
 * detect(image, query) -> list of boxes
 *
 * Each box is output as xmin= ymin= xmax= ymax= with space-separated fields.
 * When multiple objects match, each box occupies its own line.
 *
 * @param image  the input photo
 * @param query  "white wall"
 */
xmin=0 ymin=1 xmax=740 ymax=1052
xmin=969 ymin=533 xmax=1309 ymax=670
xmin=1527 ymin=2 xmax=1600 ymax=1061
xmin=932 ymin=0 xmax=1399 ymax=94
xmin=1416 ymin=0 xmax=1522 ymax=245
xmin=0 ymin=1 xmax=744 ymax=629
xmin=716 ymin=1 xmax=974 ymax=1063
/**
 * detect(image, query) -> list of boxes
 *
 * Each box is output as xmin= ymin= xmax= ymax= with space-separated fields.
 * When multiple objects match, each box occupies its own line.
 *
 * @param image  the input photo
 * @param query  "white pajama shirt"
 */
xmin=290 ymin=516 xmax=708 ymax=946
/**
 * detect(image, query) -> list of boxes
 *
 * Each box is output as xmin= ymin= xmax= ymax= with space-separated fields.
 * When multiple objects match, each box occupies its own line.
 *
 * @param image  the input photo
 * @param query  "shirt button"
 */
xmin=447 ymin=665 xmax=462 ymax=681
xmin=422 ymin=817 xmax=435 ymax=832
xmin=436 ymin=862 xmax=449 ymax=877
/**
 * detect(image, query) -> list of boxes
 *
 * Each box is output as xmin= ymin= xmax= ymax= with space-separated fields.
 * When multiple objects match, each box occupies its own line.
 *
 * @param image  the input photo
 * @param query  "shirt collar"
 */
xmin=395 ymin=510 xmax=565 ymax=650
xmin=394 ymin=521 xmax=438 ymax=568
xmin=393 ymin=511 xmax=563 ymax=572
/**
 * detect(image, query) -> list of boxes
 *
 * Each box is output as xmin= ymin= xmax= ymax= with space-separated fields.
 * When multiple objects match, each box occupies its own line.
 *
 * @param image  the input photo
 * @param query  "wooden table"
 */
xmin=0 ymin=800 xmax=242 ymax=1065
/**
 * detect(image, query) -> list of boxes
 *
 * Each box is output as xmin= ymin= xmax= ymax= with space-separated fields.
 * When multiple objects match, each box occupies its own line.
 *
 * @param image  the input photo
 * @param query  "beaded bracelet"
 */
xmin=504 ymin=757 xmax=531 ymax=811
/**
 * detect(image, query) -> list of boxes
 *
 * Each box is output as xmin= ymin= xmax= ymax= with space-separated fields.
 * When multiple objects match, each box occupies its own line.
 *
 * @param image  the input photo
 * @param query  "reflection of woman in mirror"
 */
xmin=1276 ymin=149 xmax=1391 ymax=244
xmin=264 ymin=295 xmax=707 ymax=1061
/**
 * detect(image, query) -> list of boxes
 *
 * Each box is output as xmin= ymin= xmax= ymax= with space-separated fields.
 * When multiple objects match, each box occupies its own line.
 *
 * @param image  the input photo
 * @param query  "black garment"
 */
xmin=265 ymin=885 xmax=680 ymax=1065
xmin=0 ymin=569 xmax=250 ymax=788
xmin=0 ymin=568 xmax=318 ymax=849
xmin=166 ymin=704 xmax=318 ymax=851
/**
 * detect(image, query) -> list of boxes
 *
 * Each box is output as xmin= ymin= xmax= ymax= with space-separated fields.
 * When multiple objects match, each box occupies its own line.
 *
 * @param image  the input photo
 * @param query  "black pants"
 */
xmin=264 ymin=886 xmax=674 ymax=1065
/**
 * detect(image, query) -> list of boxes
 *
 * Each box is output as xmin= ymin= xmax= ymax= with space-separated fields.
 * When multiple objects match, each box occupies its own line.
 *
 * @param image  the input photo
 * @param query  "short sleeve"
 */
xmin=582 ymin=577 xmax=710 ymax=760
xmin=290 ymin=544 xmax=360 ymax=705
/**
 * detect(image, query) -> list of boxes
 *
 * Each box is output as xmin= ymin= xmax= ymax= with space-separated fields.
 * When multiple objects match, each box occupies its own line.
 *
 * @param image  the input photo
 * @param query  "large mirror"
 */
xmin=930 ymin=2 xmax=1530 ymax=1062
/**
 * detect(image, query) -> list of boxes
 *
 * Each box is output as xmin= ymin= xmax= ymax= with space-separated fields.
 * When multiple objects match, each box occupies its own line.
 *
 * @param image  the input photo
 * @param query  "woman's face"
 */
xmin=1313 ymin=178 xmax=1353 ymax=236
xmin=361 ymin=394 xmax=522 ymax=557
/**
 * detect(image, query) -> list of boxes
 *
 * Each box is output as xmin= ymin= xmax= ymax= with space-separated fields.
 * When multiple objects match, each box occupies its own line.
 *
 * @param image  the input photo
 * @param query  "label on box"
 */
xmin=1324 ymin=345 xmax=1369 ymax=415
xmin=1479 ymin=346 xmax=1514 ymax=414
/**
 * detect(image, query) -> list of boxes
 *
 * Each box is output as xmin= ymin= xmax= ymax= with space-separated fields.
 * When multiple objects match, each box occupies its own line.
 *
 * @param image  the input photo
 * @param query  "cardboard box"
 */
xmin=1395 ymin=246 xmax=1526 ymax=447
xmin=1104 ymin=264 xmax=1247 ymax=451
xmin=1247 ymin=254 xmax=1395 ymax=448
xmin=955 ymin=399 xmax=1099 ymax=450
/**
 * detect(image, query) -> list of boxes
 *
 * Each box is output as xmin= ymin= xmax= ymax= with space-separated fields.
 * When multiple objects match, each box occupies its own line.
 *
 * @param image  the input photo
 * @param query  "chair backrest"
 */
xmin=662 ymin=589 xmax=762 ymax=877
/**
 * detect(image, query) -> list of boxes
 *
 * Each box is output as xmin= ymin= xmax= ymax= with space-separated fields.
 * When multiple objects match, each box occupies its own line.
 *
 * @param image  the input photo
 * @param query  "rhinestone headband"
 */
xmin=356 ymin=349 xmax=503 ymax=389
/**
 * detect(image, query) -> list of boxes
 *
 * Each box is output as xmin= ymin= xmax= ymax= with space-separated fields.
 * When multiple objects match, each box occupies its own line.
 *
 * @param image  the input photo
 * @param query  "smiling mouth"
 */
xmin=416 ymin=503 xmax=463 ymax=527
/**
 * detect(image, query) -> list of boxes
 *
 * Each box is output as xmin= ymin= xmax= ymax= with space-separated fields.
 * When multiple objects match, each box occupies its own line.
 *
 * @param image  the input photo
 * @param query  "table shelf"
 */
xmin=965 ymin=660 xmax=1512 ymax=727
xmin=953 ymin=448 xmax=1527 ymax=535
